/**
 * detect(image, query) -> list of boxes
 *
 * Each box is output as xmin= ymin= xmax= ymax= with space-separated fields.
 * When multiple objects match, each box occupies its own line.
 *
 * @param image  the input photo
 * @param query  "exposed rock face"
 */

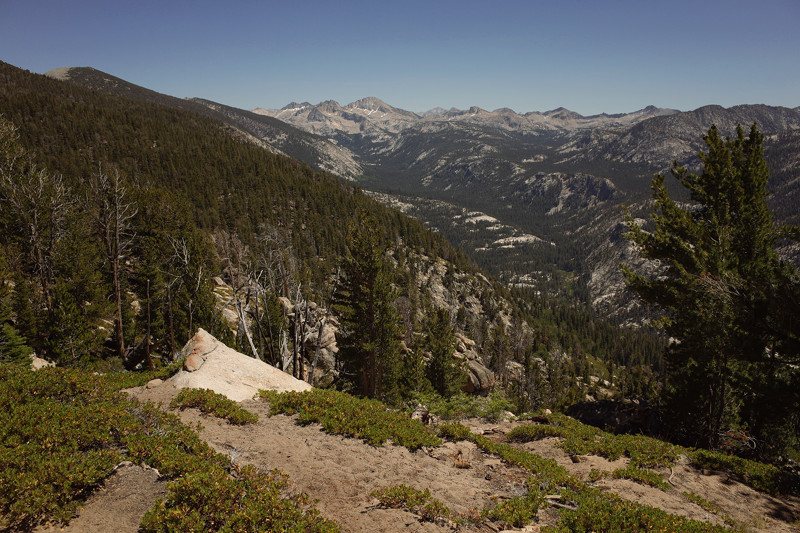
xmin=452 ymin=332 xmax=495 ymax=394
xmin=464 ymin=359 xmax=495 ymax=394
xmin=167 ymin=328 xmax=311 ymax=401
xmin=29 ymin=353 xmax=55 ymax=370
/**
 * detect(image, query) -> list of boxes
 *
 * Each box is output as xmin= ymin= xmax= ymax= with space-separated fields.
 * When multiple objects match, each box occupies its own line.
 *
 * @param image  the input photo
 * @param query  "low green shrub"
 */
xmin=437 ymin=421 xmax=473 ymax=441
xmin=141 ymin=465 xmax=339 ymax=532
xmin=544 ymin=487 xmax=731 ymax=533
xmin=482 ymin=479 xmax=545 ymax=527
xmin=588 ymin=468 xmax=610 ymax=482
xmin=371 ymin=483 xmax=431 ymax=509
xmin=611 ymin=465 xmax=670 ymax=491
xmin=507 ymin=423 xmax=566 ymax=442
xmin=0 ymin=364 xmax=337 ymax=531
xmin=683 ymin=491 xmax=720 ymax=514
xmin=440 ymin=419 xmax=734 ymax=532
xmin=261 ymin=389 xmax=441 ymax=450
xmin=370 ymin=484 xmax=451 ymax=523
xmin=508 ymin=415 xmax=677 ymax=469
xmin=170 ymin=387 xmax=258 ymax=425
xmin=689 ymin=448 xmax=787 ymax=495
xmin=409 ymin=390 xmax=514 ymax=422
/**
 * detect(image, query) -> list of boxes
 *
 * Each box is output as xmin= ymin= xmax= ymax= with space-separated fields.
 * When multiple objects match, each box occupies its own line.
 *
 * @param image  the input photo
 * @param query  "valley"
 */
xmin=1 ymin=58 xmax=799 ymax=531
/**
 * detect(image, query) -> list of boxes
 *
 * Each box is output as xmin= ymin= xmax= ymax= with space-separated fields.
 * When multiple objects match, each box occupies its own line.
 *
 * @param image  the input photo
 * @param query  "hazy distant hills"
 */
xmin=47 ymin=65 xmax=800 ymax=321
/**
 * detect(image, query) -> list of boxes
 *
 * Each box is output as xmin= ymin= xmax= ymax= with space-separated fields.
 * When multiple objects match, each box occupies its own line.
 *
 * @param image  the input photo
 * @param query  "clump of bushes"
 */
xmin=438 ymin=420 xmax=731 ymax=532
xmin=611 ymin=465 xmax=670 ymax=491
xmin=482 ymin=478 xmax=546 ymax=527
xmin=408 ymin=391 xmax=514 ymax=422
xmin=141 ymin=465 xmax=339 ymax=532
xmin=170 ymin=387 xmax=258 ymax=425
xmin=0 ymin=365 xmax=337 ymax=531
xmin=689 ymin=448 xmax=788 ymax=495
xmin=546 ymin=487 xmax=730 ymax=533
xmin=370 ymin=484 xmax=452 ymax=523
xmin=508 ymin=415 xmax=679 ymax=468
xmin=260 ymin=389 xmax=441 ymax=450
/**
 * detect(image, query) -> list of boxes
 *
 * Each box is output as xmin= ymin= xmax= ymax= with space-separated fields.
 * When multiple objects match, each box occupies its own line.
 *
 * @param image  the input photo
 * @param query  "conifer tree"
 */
xmin=425 ymin=308 xmax=466 ymax=397
xmin=84 ymin=167 xmax=138 ymax=363
xmin=0 ymin=254 xmax=31 ymax=364
xmin=336 ymin=212 xmax=402 ymax=402
xmin=623 ymin=124 xmax=799 ymax=452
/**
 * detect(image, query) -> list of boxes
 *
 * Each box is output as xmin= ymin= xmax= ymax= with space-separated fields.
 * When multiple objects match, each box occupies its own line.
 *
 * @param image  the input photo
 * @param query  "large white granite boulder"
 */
xmin=167 ymin=328 xmax=311 ymax=401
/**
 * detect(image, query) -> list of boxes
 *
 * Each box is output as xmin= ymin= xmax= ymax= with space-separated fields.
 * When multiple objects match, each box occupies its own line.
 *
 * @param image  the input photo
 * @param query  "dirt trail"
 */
xmin=34 ymin=464 xmax=166 ymax=533
xmin=37 ymin=384 xmax=800 ymax=532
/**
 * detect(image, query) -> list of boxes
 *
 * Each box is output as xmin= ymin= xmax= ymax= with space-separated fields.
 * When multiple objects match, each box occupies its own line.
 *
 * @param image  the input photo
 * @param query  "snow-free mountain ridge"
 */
xmin=45 ymin=65 xmax=800 ymax=323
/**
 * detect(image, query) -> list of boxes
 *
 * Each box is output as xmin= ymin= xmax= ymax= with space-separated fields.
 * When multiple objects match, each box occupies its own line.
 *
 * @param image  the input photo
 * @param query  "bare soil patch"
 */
xmin=44 ymin=384 xmax=800 ymax=532
xmin=34 ymin=463 xmax=166 ymax=533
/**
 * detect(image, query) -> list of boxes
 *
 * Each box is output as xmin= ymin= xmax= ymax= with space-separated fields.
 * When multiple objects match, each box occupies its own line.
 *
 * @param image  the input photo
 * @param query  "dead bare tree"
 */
xmin=308 ymin=267 xmax=341 ymax=386
xmin=0 ymin=117 xmax=71 ymax=311
xmin=254 ymin=224 xmax=302 ymax=370
xmin=256 ymin=224 xmax=298 ymax=299
xmin=214 ymin=230 xmax=264 ymax=361
xmin=85 ymin=167 xmax=137 ymax=361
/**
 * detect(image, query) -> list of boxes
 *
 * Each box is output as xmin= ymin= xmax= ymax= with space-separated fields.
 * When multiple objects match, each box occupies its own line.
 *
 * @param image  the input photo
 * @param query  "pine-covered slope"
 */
xmin=0 ymin=60 xmax=670 ymax=411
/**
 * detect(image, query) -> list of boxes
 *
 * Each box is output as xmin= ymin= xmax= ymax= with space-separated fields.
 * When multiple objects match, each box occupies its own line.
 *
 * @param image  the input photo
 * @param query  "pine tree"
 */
xmin=336 ymin=212 xmax=402 ymax=402
xmin=425 ymin=308 xmax=466 ymax=398
xmin=0 ymin=253 xmax=31 ymax=364
xmin=623 ymin=124 xmax=799 ymax=452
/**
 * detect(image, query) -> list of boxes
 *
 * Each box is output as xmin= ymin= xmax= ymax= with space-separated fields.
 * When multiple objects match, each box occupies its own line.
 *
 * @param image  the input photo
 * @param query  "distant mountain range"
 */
xmin=46 ymin=66 xmax=800 ymax=322
xmin=255 ymin=98 xmax=679 ymax=135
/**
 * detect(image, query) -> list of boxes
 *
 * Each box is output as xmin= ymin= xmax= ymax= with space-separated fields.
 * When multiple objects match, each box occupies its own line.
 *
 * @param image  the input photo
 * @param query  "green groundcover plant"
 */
xmin=170 ymin=387 xmax=258 ymax=425
xmin=507 ymin=414 xmax=794 ymax=494
xmin=0 ymin=365 xmax=338 ymax=532
xmin=260 ymin=388 xmax=441 ymax=450
xmin=439 ymin=421 xmax=732 ymax=532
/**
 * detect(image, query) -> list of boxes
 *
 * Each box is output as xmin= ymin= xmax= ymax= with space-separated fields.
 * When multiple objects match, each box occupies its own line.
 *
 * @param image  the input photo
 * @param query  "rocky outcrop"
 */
xmin=29 ymin=353 xmax=55 ymax=370
xmin=453 ymin=333 xmax=495 ymax=394
xmin=167 ymin=328 xmax=311 ymax=402
xmin=464 ymin=359 xmax=495 ymax=394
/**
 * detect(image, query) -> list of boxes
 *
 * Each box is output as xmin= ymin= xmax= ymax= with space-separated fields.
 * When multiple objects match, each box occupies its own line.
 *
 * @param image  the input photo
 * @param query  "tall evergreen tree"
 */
xmin=623 ymin=124 xmax=799 ymax=453
xmin=425 ymin=308 xmax=466 ymax=398
xmin=0 ymin=253 xmax=31 ymax=364
xmin=336 ymin=212 xmax=402 ymax=402
xmin=83 ymin=167 xmax=138 ymax=363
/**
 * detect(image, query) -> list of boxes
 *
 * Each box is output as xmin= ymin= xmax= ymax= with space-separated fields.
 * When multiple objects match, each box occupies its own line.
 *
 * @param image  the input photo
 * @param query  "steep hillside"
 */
xmin=43 ymin=66 xmax=363 ymax=180
xmin=1 ymin=60 xmax=670 ymax=413
xmin=52 ymin=64 xmax=800 ymax=318
xmin=4 ymin=364 xmax=797 ymax=532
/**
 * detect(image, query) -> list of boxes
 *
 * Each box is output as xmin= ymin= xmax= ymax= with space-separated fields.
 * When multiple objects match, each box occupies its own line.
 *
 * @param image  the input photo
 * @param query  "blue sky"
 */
xmin=2 ymin=0 xmax=799 ymax=115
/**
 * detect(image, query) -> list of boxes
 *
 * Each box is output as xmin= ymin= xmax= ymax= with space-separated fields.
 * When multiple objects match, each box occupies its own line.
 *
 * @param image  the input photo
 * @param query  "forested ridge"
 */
xmin=0 ymin=61 xmax=468 ymax=272
xmin=2 ymin=59 xmax=800 ymax=533
xmin=17 ymin=59 xmax=793 ymax=457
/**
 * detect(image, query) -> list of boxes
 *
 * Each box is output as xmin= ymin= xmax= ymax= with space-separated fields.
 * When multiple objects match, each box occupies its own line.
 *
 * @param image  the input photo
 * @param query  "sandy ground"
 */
xmin=34 ymin=383 xmax=800 ymax=532
xmin=34 ymin=463 xmax=166 ymax=533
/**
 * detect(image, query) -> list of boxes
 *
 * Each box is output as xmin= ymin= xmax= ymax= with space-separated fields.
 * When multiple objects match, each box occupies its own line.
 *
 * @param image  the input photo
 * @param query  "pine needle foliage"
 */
xmin=623 ymin=123 xmax=800 ymax=457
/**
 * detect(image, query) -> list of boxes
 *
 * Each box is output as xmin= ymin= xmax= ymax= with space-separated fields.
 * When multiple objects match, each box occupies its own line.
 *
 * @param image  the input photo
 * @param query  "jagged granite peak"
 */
xmin=544 ymin=107 xmax=583 ymax=120
xmin=280 ymin=101 xmax=312 ymax=111
xmin=347 ymin=96 xmax=403 ymax=113
xmin=316 ymin=100 xmax=343 ymax=113
xmin=257 ymin=96 xmax=683 ymax=137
